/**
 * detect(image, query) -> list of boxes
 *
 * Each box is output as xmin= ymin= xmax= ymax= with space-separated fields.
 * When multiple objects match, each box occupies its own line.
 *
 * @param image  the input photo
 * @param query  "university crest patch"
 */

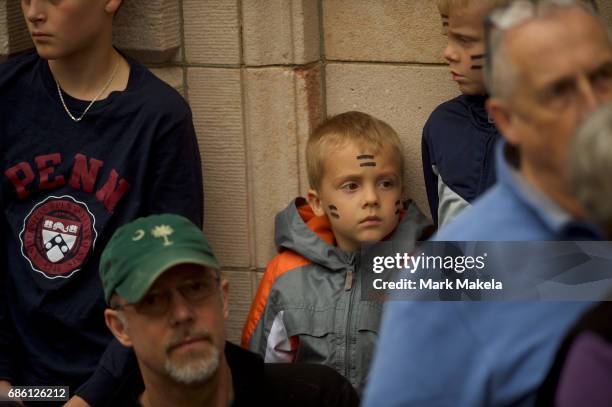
xmin=20 ymin=195 xmax=98 ymax=279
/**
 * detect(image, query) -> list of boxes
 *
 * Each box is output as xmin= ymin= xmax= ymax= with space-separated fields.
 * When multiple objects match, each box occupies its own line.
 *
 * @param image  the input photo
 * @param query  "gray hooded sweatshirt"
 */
xmin=243 ymin=197 xmax=431 ymax=392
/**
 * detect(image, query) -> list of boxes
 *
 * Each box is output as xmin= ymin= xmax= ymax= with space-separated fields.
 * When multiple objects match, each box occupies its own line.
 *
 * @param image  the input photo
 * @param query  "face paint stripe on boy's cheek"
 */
xmin=329 ymin=205 xmax=340 ymax=219
xmin=360 ymin=162 xmax=377 ymax=167
xmin=470 ymin=54 xmax=486 ymax=70
xmin=440 ymin=14 xmax=448 ymax=27
xmin=395 ymin=200 xmax=401 ymax=215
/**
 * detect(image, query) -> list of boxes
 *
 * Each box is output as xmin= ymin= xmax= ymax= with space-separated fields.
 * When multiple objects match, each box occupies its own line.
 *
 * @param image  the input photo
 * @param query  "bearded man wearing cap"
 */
xmin=99 ymin=214 xmax=359 ymax=407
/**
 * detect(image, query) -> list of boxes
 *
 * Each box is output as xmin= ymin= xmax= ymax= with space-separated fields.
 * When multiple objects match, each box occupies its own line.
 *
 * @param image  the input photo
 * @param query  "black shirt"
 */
xmin=105 ymin=342 xmax=360 ymax=407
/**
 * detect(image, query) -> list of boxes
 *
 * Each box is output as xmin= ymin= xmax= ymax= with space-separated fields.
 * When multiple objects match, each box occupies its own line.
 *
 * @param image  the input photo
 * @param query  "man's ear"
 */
xmin=487 ymin=97 xmax=521 ymax=147
xmin=307 ymin=188 xmax=326 ymax=217
xmin=220 ymin=279 xmax=230 ymax=320
xmin=104 ymin=309 xmax=133 ymax=348
xmin=105 ymin=0 xmax=123 ymax=15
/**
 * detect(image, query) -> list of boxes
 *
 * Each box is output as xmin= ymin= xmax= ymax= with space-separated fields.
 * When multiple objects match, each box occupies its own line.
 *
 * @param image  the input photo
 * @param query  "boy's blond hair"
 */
xmin=306 ymin=111 xmax=404 ymax=191
xmin=437 ymin=0 xmax=509 ymax=15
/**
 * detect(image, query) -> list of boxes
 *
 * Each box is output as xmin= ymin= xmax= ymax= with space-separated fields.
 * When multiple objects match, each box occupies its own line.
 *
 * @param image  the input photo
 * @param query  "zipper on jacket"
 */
xmin=344 ymin=255 xmax=359 ymax=381
xmin=344 ymin=269 xmax=353 ymax=290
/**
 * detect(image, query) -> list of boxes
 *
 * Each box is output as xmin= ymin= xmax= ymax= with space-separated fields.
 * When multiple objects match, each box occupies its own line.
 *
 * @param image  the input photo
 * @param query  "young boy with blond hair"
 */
xmin=242 ymin=111 xmax=431 ymax=392
xmin=422 ymin=0 xmax=508 ymax=228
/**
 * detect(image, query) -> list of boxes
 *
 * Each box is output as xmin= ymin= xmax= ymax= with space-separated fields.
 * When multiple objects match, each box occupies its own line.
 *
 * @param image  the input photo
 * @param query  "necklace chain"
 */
xmin=55 ymin=58 xmax=120 ymax=123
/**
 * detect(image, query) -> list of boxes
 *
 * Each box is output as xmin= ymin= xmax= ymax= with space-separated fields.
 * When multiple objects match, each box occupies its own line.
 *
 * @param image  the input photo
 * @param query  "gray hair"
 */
xmin=485 ymin=0 xmax=603 ymax=100
xmin=569 ymin=103 xmax=612 ymax=235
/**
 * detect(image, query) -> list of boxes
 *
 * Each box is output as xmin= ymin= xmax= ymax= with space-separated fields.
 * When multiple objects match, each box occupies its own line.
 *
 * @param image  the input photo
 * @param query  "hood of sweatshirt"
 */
xmin=273 ymin=197 xmax=432 ymax=272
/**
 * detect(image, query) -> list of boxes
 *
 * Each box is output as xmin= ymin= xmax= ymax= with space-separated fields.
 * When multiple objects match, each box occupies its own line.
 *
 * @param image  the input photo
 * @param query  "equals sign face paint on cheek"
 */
xmin=440 ymin=14 xmax=449 ymax=26
xmin=471 ymin=53 xmax=486 ymax=70
xmin=329 ymin=205 xmax=340 ymax=219
xmin=395 ymin=200 xmax=401 ymax=215
xmin=357 ymin=155 xmax=377 ymax=167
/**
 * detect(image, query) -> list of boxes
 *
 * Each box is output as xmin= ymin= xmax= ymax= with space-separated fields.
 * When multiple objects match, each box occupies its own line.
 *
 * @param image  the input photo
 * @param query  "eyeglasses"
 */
xmin=484 ymin=0 xmax=600 ymax=95
xmin=114 ymin=276 xmax=221 ymax=316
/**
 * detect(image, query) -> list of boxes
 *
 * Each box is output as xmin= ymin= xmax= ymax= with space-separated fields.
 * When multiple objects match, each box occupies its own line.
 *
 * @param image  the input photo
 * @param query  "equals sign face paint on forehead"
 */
xmin=471 ymin=53 xmax=486 ymax=70
xmin=357 ymin=154 xmax=376 ymax=167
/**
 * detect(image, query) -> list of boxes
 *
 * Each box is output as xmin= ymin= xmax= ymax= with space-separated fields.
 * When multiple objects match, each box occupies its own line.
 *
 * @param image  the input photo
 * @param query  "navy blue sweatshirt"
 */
xmin=0 ymin=51 xmax=203 ymax=404
xmin=421 ymin=94 xmax=501 ymax=227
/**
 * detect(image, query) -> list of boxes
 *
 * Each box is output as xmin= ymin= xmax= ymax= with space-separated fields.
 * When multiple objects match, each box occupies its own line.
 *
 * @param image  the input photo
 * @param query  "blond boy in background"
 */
xmin=421 ymin=0 xmax=508 ymax=228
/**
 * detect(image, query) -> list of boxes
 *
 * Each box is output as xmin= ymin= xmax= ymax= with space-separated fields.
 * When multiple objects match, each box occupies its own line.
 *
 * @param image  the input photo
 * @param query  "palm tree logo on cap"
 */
xmin=152 ymin=225 xmax=174 ymax=246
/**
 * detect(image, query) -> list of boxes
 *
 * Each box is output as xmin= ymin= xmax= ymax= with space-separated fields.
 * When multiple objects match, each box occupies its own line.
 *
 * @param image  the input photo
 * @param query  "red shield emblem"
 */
xmin=20 ymin=195 xmax=97 ymax=279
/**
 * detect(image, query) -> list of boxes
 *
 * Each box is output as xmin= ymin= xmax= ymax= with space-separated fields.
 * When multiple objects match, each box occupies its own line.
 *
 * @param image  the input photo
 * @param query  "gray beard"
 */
xmin=164 ymin=346 xmax=220 ymax=385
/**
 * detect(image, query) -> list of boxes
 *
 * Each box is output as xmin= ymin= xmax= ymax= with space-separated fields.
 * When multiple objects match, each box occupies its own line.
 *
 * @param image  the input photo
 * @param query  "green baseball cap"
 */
xmin=100 ymin=214 xmax=220 ymax=304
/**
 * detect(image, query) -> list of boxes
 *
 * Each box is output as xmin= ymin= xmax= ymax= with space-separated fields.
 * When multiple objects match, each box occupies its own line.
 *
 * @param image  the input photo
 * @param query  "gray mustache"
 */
xmin=165 ymin=329 xmax=213 ymax=354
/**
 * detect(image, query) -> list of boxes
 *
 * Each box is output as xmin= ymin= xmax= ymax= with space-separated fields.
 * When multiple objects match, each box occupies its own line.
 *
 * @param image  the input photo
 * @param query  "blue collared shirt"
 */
xmin=363 ymin=141 xmax=602 ymax=407
xmin=431 ymin=141 xmax=602 ymax=241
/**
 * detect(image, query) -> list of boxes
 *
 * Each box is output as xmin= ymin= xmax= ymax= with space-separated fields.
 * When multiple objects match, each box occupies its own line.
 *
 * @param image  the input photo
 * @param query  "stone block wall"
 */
xmin=0 ymin=1 xmax=31 ymax=62
xmin=2 ymin=0 xmax=611 ymax=344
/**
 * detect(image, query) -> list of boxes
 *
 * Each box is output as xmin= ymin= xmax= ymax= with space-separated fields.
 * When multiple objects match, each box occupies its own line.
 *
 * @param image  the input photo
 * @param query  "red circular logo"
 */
xmin=20 ymin=196 xmax=97 ymax=279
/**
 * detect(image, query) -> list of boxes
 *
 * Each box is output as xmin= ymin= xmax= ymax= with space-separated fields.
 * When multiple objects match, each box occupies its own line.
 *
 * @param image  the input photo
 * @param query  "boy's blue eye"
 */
xmin=378 ymin=179 xmax=396 ymax=189
xmin=341 ymin=182 xmax=359 ymax=191
xmin=452 ymin=34 xmax=479 ymax=45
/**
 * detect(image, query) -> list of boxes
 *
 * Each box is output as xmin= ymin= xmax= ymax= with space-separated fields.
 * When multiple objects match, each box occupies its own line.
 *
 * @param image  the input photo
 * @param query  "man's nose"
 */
xmin=168 ymin=291 xmax=195 ymax=325
xmin=577 ymin=75 xmax=600 ymax=115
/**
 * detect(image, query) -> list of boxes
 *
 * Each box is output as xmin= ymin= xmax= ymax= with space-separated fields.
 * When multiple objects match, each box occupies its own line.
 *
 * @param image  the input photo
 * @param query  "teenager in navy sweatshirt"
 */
xmin=0 ymin=1 xmax=203 ymax=405
xmin=421 ymin=0 xmax=506 ymax=228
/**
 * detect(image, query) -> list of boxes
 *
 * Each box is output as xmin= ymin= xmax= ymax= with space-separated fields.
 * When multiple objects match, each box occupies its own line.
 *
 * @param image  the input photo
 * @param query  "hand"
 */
xmin=0 ymin=380 xmax=24 ymax=406
xmin=0 ymin=380 xmax=11 ymax=393
xmin=64 ymin=395 xmax=91 ymax=407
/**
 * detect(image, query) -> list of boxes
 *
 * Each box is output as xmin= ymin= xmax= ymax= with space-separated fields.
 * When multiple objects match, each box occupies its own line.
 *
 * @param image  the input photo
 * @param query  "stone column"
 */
xmin=0 ymin=0 xmax=33 ymax=61
xmin=183 ymin=0 xmax=323 ymax=343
